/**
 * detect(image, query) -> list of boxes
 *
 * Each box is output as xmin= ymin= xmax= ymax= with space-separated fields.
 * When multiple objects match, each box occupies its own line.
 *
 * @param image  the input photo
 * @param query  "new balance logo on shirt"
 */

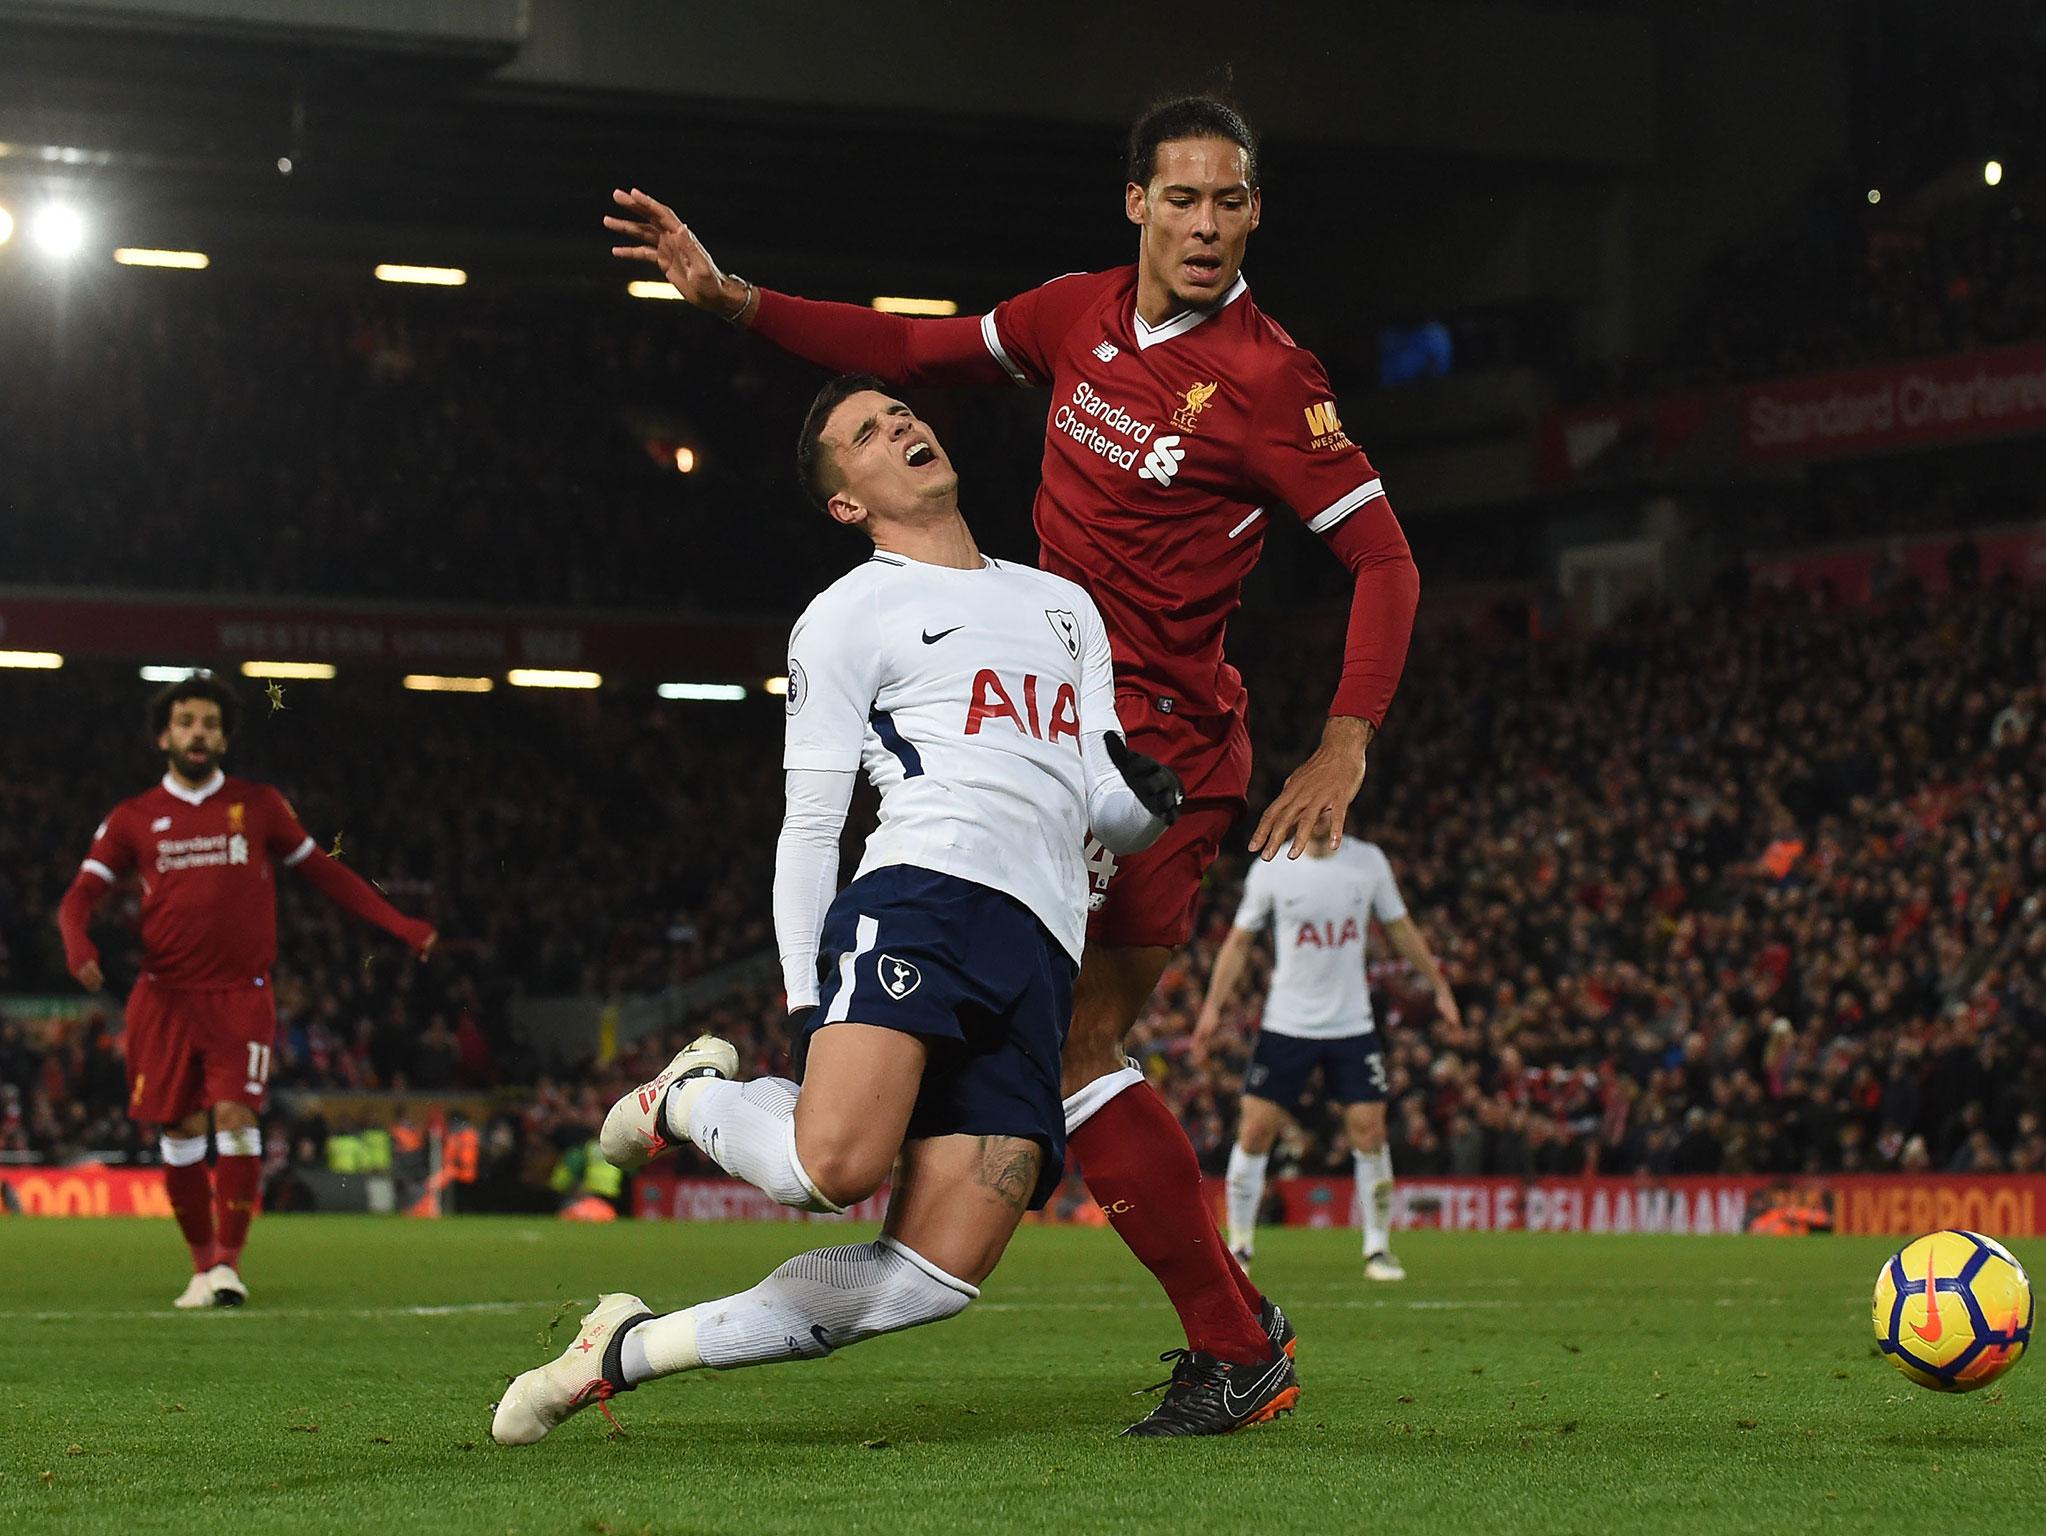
xmin=1093 ymin=340 xmax=1119 ymax=362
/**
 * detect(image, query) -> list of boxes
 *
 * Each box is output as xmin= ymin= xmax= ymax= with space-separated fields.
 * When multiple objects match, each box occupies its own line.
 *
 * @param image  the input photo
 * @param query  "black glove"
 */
xmin=1104 ymin=731 xmax=1184 ymax=825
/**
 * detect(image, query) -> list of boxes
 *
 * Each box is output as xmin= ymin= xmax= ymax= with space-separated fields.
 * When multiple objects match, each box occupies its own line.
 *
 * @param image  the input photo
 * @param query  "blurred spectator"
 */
xmin=4 ymin=564 xmax=2042 ymax=1196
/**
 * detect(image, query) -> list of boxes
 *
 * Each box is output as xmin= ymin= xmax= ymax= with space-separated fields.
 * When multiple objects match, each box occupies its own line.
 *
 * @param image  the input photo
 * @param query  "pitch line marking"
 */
xmin=6 ymin=1299 xmax=560 ymax=1322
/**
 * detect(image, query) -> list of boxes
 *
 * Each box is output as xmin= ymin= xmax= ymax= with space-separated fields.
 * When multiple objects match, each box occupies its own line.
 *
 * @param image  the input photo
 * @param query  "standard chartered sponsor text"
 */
xmin=1053 ymin=381 xmax=1161 ymax=472
xmin=1748 ymin=360 xmax=2046 ymax=449
xmin=154 ymin=832 xmax=248 ymax=872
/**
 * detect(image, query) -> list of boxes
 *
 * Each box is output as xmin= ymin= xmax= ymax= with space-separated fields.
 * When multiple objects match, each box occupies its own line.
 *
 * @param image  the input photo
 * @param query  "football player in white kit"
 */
xmin=1191 ymin=833 xmax=1456 ymax=1282
xmin=490 ymin=375 xmax=1284 ymax=1446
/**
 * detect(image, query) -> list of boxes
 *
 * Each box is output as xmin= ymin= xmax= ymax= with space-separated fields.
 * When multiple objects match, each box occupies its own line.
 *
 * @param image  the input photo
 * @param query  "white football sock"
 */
xmin=214 ymin=1126 xmax=261 ymax=1158
xmin=1224 ymin=1144 xmax=1269 ymax=1254
xmin=1356 ymin=1147 xmax=1395 ymax=1254
xmin=159 ymin=1133 xmax=208 ymax=1167
xmin=1061 ymin=1060 xmax=1145 ymax=1135
xmin=618 ymin=1237 xmax=976 ymax=1384
xmin=669 ymin=1076 xmax=841 ymax=1214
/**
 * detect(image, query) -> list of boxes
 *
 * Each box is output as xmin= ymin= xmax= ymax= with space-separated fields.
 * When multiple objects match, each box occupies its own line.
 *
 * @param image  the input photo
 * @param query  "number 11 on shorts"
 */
xmin=245 ymin=1041 xmax=272 ymax=1094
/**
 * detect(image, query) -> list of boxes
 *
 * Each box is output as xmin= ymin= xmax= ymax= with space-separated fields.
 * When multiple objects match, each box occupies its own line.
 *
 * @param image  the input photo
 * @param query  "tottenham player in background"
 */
xmin=492 ymin=377 xmax=1297 ymax=1445
xmin=606 ymin=95 xmax=1418 ymax=1427
xmin=58 ymin=672 xmax=436 ymax=1308
xmin=1191 ymin=830 xmax=1456 ymax=1281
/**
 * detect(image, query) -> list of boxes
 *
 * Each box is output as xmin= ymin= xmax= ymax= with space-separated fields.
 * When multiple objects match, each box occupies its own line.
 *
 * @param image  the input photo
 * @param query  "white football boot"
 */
xmin=1364 ymin=1251 xmax=1407 ymax=1282
xmin=599 ymin=1034 xmax=737 ymax=1171
xmin=172 ymin=1271 xmax=218 ymax=1309
xmin=492 ymin=1293 xmax=651 ymax=1446
xmin=207 ymin=1264 xmax=249 ymax=1306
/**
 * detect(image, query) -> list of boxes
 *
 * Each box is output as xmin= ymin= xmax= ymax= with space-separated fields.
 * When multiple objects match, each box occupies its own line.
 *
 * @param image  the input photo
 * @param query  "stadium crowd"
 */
xmin=539 ymin=570 xmax=2046 ymax=1200
xmin=0 ymin=671 xmax=785 ymax=1166
xmin=1577 ymin=181 xmax=2046 ymax=403
xmin=6 ymin=572 xmax=2042 ymax=1194
xmin=0 ymin=279 xmax=1054 ymax=616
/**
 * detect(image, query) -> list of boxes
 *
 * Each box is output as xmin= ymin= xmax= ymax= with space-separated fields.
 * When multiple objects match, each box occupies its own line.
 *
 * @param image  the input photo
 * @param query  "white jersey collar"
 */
xmin=867 ymin=551 xmax=999 ymax=572
xmin=1133 ymin=273 xmax=1249 ymax=351
xmin=162 ymin=769 xmax=226 ymax=806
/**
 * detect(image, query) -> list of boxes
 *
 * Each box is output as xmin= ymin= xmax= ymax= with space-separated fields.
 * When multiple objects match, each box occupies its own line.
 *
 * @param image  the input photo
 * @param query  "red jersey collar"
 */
xmin=1132 ymin=272 xmax=1249 ymax=351
xmin=161 ymin=769 xmax=226 ymax=806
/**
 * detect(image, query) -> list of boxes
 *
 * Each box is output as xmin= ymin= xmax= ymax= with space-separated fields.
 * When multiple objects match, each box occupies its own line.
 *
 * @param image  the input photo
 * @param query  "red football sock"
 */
xmin=212 ymin=1157 xmax=263 ymax=1271
xmin=163 ymin=1161 xmax=216 ymax=1273
xmin=1221 ymin=1237 xmax=1263 ymax=1314
xmin=1070 ymin=1079 xmax=1271 ymax=1366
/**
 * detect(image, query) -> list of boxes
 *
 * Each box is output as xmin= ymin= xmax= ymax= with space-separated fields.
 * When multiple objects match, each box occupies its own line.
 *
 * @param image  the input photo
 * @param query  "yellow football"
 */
xmin=1873 ymin=1229 xmax=2033 ymax=1391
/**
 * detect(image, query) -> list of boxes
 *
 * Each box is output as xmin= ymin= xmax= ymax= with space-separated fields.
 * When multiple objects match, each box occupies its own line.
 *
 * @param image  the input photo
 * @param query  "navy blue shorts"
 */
xmin=1243 ymin=1029 xmax=1387 ymax=1108
xmin=808 ymin=866 xmax=1076 ymax=1209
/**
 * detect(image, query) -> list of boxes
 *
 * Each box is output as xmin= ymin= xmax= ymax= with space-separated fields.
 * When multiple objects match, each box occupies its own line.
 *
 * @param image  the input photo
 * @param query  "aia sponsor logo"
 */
xmin=1295 ymin=917 xmax=1362 ymax=949
xmin=964 ymin=669 xmax=1080 ymax=746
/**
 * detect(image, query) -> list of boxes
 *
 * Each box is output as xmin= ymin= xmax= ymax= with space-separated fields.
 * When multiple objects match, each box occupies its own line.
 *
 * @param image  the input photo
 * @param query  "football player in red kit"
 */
xmin=58 ymin=672 xmax=437 ymax=1308
xmin=607 ymin=97 xmax=1419 ymax=1434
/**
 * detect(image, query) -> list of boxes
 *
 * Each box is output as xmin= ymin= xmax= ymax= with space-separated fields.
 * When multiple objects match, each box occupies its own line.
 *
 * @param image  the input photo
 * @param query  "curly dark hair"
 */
xmin=147 ymin=670 xmax=242 ymax=741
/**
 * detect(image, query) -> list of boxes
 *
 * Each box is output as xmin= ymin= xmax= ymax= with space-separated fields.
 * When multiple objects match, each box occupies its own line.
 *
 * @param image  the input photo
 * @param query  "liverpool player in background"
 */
xmin=606 ymin=96 xmax=1419 ymax=1433
xmin=58 ymin=672 xmax=437 ymax=1308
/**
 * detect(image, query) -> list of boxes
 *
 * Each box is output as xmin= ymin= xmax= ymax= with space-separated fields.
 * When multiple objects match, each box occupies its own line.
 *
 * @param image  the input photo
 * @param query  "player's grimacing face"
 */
xmin=159 ymin=701 xmax=227 ymax=778
xmin=1127 ymin=137 xmax=1260 ymax=310
xmin=820 ymin=391 xmax=957 ymax=527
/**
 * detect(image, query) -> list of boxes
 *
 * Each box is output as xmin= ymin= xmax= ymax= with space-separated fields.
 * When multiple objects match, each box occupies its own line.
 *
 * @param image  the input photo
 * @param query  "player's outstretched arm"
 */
xmin=291 ymin=847 xmax=436 ymax=957
xmin=606 ymin=188 xmax=751 ymax=314
xmin=606 ymin=187 xmax=1012 ymax=387
xmin=1243 ymin=352 xmax=1421 ymax=861
xmin=1384 ymin=914 xmax=1459 ymax=1026
xmin=1190 ymin=925 xmax=1258 ymax=1066
xmin=1249 ymin=495 xmax=1421 ymax=861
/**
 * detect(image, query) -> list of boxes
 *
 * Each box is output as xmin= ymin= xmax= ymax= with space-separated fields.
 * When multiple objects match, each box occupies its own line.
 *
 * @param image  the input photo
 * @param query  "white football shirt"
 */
xmin=784 ymin=551 xmax=1122 ymax=963
xmin=1232 ymin=837 xmax=1408 ymax=1038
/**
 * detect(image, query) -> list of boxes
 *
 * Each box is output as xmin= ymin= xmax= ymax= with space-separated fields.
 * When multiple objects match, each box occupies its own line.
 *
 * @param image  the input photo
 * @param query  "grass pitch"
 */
xmin=1 ymin=1216 xmax=2038 ymax=1535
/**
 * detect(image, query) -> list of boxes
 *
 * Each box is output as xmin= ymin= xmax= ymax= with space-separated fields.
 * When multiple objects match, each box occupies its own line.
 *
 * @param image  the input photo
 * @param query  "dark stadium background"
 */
xmin=2 ymin=0 xmax=2043 ymax=1222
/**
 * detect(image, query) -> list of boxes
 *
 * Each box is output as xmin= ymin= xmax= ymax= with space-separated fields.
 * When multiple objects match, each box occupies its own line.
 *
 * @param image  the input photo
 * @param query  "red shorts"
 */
xmin=123 ymin=976 xmax=278 ymax=1124
xmin=1086 ymin=695 xmax=1252 ymax=950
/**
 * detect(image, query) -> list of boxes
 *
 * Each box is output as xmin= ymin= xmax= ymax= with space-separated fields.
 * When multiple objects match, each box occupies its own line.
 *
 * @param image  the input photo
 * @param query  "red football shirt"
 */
xmin=77 ymin=771 xmax=317 ymax=989
xmin=983 ymin=266 xmax=1388 ymax=722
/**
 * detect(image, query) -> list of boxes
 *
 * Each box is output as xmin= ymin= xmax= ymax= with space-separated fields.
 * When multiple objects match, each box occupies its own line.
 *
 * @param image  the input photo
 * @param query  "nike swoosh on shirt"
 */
xmin=1219 ymin=1354 xmax=1290 ymax=1418
xmin=921 ymin=626 xmax=963 ymax=645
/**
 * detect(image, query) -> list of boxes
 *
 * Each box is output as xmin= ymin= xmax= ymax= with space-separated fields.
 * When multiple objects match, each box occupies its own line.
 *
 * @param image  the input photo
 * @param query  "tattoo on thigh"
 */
xmin=973 ymin=1136 xmax=1039 ymax=1212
